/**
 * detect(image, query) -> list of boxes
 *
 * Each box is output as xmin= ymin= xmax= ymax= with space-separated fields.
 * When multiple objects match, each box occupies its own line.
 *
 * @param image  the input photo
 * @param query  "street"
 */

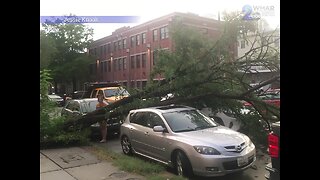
xmin=93 ymin=135 xmax=270 ymax=180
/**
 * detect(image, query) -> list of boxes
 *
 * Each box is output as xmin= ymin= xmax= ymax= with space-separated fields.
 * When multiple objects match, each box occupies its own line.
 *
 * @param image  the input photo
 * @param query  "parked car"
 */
xmin=265 ymin=121 xmax=280 ymax=180
xmin=120 ymin=105 xmax=256 ymax=177
xmin=200 ymin=108 xmax=251 ymax=131
xmin=71 ymin=91 xmax=87 ymax=99
xmin=61 ymin=98 xmax=121 ymax=136
xmin=89 ymin=86 xmax=130 ymax=104
xmin=243 ymin=89 xmax=280 ymax=108
xmin=48 ymin=94 xmax=64 ymax=106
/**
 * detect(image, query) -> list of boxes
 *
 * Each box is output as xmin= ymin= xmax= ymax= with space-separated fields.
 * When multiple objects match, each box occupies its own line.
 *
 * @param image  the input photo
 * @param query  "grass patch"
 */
xmin=89 ymin=144 xmax=187 ymax=179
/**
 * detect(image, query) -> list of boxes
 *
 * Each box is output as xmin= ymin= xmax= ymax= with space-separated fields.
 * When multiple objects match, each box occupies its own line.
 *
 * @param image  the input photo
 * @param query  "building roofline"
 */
xmin=92 ymin=12 xmax=221 ymax=45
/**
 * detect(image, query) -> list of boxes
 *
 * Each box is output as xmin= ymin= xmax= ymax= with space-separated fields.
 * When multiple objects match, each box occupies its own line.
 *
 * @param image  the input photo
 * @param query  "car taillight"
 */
xmin=268 ymin=133 xmax=279 ymax=158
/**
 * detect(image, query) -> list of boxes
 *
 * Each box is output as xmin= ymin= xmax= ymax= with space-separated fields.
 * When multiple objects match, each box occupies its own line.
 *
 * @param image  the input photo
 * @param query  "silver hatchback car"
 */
xmin=120 ymin=105 xmax=256 ymax=177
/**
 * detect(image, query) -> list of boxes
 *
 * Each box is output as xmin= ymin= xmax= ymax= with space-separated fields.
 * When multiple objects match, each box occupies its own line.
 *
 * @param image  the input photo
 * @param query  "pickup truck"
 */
xmin=265 ymin=121 xmax=280 ymax=180
xmin=83 ymin=82 xmax=130 ymax=104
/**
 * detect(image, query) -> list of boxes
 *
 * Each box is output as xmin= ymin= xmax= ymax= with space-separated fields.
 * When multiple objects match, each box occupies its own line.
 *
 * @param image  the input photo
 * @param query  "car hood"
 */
xmin=175 ymin=126 xmax=247 ymax=147
xmin=105 ymin=95 xmax=128 ymax=104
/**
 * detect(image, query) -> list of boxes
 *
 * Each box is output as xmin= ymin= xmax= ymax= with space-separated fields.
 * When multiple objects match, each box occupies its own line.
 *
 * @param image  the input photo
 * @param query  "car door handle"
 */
xmin=144 ymin=132 xmax=149 ymax=136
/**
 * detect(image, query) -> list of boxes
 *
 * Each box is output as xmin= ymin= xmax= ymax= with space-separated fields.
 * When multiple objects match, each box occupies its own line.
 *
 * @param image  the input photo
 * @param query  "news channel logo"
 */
xmin=242 ymin=4 xmax=275 ymax=21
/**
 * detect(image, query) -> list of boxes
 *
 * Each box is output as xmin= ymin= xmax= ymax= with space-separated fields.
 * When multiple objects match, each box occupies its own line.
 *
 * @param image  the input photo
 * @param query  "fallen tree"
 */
xmin=62 ymin=14 xmax=280 ymax=132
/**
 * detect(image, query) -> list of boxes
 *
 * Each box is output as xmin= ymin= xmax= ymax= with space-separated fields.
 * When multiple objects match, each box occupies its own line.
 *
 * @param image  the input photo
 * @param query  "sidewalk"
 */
xmin=40 ymin=146 xmax=145 ymax=180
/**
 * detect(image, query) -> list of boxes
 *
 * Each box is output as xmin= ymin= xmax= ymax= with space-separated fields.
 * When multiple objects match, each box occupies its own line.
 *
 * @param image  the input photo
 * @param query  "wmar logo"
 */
xmin=242 ymin=4 xmax=261 ymax=21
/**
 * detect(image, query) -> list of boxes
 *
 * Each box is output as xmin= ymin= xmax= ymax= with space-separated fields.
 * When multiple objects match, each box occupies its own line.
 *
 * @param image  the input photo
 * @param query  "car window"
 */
xmin=65 ymin=101 xmax=80 ymax=112
xmin=130 ymin=112 xmax=150 ymax=127
xmin=65 ymin=101 xmax=75 ymax=110
xmin=81 ymin=101 xmax=99 ymax=113
xmin=145 ymin=112 xmax=165 ymax=128
xmin=104 ymin=87 xmax=130 ymax=97
xmin=72 ymin=102 xmax=80 ymax=112
xmin=91 ymin=89 xmax=98 ymax=98
xmin=163 ymin=110 xmax=217 ymax=132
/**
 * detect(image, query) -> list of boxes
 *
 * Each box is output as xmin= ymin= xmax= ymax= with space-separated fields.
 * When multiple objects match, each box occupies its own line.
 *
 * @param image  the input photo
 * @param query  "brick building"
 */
xmin=88 ymin=12 xmax=230 ymax=89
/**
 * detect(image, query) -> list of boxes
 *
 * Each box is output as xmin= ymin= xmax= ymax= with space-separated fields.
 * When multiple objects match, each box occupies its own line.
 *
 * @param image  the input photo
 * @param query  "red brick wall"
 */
xmin=89 ymin=13 xmax=231 ymax=88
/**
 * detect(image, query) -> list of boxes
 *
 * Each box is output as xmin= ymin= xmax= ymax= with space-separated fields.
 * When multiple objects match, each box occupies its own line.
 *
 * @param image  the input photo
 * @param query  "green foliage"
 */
xmin=90 ymin=145 xmax=185 ymax=179
xmin=40 ymin=69 xmax=52 ymax=98
xmin=40 ymin=31 xmax=57 ymax=69
xmin=40 ymin=70 xmax=89 ymax=148
xmin=238 ymin=111 xmax=268 ymax=148
xmin=41 ymin=17 xmax=94 ymax=87
xmin=114 ymin=155 xmax=165 ymax=175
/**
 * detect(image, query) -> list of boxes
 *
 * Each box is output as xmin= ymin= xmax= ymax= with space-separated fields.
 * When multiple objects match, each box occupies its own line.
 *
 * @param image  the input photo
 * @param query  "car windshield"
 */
xmin=104 ymin=87 xmax=130 ymax=97
xmin=81 ymin=101 xmax=99 ymax=114
xmin=162 ymin=110 xmax=217 ymax=133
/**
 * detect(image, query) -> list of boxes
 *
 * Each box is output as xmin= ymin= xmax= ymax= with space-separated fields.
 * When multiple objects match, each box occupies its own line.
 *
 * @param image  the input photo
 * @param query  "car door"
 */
xmin=144 ymin=112 xmax=170 ymax=162
xmin=128 ymin=112 xmax=150 ymax=155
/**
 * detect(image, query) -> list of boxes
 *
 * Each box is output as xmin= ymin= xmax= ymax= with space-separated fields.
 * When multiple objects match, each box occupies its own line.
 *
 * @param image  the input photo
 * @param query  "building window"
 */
xmin=123 ymin=39 xmax=127 ymax=49
xmin=90 ymin=64 xmax=94 ymax=74
xmin=130 ymin=81 xmax=135 ymax=88
xmin=136 ymin=55 xmax=140 ymax=68
xmin=153 ymin=29 xmax=158 ymax=41
xmin=136 ymin=34 xmax=140 ymax=46
xmin=113 ymin=59 xmax=117 ymax=72
xmin=94 ymin=48 xmax=97 ymax=55
xmin=142 ymin=54 xmax=146 ymax=68
xmin=118 ymin=40 xmax=122 ymax=50
xmin=100 ymin=46 xmax=103 ymax=56
xmin=136 ymin=81 xmax=141 ymax=89
xmin=131 ymin=56 xmax=135 ymax=69
xmin=160 ymin=26 xmax=169 ymax=39
xmin=142 ymin=33 xmax=146 ymax=44
xmin=153 ymin=51 xmax=157 ymax=65
xmin=108 ymin=61 xmax=111 ymax=72
xmin=107 ymin=44 xmax=111 ymax=53
xmin=131 ymin=36 xmax=135 ymax=47
xmin=240 ymin=40 xmax=245 ymax=49
xmin=118 ymin=58 xmax=122 ymax=71
xmin=103 ymin=45 xmax=106 ymax=55
xmin=123 ymin=57 xmax=127 ymax=70
xmin=100 ymin=62 xmax=103 ymax=73
xmin=104 ymin=61 xmax=107 ymax=72
xmin=114 ymin=42 xmax=117 ymax=51
xmin=142 ymin=81 xmax=147 ymax=89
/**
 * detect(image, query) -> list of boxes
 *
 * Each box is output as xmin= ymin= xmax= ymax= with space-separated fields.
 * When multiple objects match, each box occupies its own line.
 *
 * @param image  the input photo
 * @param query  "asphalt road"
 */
xmin=92 ymin=135 xmax=270 ymax=180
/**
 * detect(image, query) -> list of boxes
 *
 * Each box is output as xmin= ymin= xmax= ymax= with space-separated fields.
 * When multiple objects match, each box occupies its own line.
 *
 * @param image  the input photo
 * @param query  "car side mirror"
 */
xmin=153 ymin=125 xmax=165 ymax=132
xmin=229 ymin=122 xmax=234 ymax=129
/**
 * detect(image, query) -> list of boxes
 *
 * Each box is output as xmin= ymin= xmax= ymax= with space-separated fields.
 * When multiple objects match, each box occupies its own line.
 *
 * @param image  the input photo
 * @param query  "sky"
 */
xmin=40 ymin=0 xmax=280 ymax=40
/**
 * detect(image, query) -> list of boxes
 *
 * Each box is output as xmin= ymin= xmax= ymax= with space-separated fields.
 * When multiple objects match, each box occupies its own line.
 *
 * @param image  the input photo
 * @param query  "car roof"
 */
xmin=95 ymin=87 xmax=121 ymax=90
xmin=69 ymin=98 xmax=98 ymax=103
xmin=130 ymin=105 xmax=195 ymax=114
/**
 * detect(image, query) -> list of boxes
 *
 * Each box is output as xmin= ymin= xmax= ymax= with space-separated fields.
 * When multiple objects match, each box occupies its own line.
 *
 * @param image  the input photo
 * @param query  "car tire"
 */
xmin=174 ymin=151 xmax=193 ymax=177
xmin=121 ymin=136 xmax=133 ymax=155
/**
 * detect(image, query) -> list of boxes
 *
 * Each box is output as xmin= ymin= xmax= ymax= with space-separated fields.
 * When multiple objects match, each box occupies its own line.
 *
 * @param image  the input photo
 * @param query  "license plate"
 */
xmin=237 ymin=156 xmax=248 ymax=167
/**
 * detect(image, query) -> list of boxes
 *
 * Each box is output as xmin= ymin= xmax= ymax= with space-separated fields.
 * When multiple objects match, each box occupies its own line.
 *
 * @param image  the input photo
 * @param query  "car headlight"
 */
xmin=193 ymin=146 xmax=221 ymax=155
xmin=246 ymin=137 xmax=253 ymax=147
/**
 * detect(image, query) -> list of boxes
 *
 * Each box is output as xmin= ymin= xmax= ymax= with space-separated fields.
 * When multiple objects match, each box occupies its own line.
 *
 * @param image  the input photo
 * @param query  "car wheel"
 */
xmin=121 ymin=136 xmax=132 ymax=155
xmin=174 ymin=151 xmax=193 ymax=177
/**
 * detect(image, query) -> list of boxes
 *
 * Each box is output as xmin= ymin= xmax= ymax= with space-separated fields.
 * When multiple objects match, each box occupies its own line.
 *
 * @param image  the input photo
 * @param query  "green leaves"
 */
xmin=41 ymin=17 xmax=94 ymax=87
